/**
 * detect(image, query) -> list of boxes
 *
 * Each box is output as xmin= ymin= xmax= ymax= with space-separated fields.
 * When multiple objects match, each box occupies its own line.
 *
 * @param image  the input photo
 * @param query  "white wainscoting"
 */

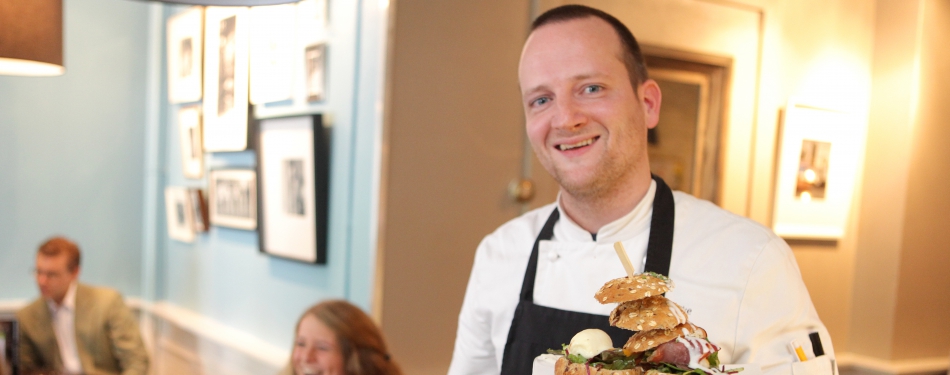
xmin=1 ymin=298 xmax=287 ymax=375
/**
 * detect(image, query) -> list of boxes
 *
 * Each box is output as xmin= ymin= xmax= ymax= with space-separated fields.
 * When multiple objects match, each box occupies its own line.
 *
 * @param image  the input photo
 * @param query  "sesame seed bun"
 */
xmin=594 ymin=273 xmax=674 ymax=304
xmin=555 ymin=356 xmax=644 ymax=375
xmin=622 ymin=323 xmax=707 ymax=353
xmin=609 ymin=296 xmax=689 ymax=331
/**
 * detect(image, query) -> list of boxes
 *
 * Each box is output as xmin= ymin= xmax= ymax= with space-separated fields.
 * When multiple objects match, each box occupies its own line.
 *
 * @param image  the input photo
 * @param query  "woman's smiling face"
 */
xmin=292 ymin=314 xmax=345 ymax=375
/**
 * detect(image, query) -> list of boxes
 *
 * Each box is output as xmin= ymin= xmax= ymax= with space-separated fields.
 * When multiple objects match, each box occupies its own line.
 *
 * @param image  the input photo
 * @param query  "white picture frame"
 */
xmin=209 ymin=169 xmax=257 ymax=230
xmin=304 ymin=43 xmax=327 ymax=102
xmin=165 ymin=187 xmax=196 ymax=243
xmin=178 ymin=105 xmax=204 ymax=179
xmin=167 ymin=7 xmax=204 ymax=104
xmin=249 ymin=4 xmax=296 ymax=105
xmin=772 ymin=102 xmax=862 ymax=240
xmin=203 ymin=6 xmax=250 ymax=152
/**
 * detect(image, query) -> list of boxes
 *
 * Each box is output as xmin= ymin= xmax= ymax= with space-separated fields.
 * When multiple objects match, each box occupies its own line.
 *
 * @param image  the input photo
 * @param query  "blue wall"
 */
xmin=0 ymin=0 xmax=386 ymax=354
xmin=156 ymin=1 xmax=386 ymax=349
xmin=0 ymin=0 xmax=150 ymax=300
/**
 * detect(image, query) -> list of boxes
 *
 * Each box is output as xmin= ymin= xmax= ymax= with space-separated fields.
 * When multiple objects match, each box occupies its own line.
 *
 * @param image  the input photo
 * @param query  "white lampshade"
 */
xmin=0 ymin=0 xmax=64 ymax=76
xmin=147 ymin=0 xmax=298 ymax=5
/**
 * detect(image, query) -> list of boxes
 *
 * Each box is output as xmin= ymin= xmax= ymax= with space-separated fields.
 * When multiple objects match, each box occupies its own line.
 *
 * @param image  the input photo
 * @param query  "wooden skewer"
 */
xmin=613 ymin=241 xmax=636 ymax=278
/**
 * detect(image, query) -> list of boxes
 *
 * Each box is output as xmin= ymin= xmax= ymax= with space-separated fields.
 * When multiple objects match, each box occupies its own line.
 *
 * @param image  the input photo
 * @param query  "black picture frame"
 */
xmin=256 ymin=114 xmax=329 ymax=264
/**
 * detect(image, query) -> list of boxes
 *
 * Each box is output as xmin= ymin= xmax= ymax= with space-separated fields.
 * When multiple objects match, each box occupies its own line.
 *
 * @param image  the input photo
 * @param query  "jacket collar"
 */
xmin=553 ymin=180 xmax=657 ymax=244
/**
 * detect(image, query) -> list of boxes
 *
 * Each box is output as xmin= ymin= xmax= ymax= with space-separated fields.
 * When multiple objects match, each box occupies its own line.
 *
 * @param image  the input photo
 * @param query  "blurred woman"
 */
xmin=279 ymin=300 xmax=402 ymax=375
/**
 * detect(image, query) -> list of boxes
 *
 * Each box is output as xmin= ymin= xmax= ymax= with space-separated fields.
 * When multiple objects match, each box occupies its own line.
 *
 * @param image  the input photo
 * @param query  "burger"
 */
xmin=548 ymin=272 xmax=744 ymax=375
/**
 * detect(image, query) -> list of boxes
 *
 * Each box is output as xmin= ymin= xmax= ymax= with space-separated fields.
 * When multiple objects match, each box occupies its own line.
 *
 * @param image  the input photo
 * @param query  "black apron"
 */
xmin=499 ymin=175 xmax=676 ymax=374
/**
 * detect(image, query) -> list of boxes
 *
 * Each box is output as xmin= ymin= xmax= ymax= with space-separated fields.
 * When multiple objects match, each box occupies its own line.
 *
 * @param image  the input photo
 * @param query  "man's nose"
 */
xmin=552 ymin=97 xmax=586 ymax=130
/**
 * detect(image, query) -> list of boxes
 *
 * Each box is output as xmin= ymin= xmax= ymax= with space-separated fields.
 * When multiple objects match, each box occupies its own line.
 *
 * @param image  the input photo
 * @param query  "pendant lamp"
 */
xmin=146 ymin=0 xmax=298 ymax=5
xmin=0 ymin=0 xmax=64 ymax=76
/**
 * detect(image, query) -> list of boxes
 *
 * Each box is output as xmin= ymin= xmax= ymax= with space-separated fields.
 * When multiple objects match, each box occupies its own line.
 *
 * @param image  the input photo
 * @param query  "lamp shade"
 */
xmin=146 ymin=0 xmax=297 ymax=5
xmin=0 ymin=0 xmax=64 ymax=76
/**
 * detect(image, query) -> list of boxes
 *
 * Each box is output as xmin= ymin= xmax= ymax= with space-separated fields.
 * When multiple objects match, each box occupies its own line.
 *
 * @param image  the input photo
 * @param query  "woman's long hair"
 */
xmin=291 ymin=300 xmax=403 ymax=375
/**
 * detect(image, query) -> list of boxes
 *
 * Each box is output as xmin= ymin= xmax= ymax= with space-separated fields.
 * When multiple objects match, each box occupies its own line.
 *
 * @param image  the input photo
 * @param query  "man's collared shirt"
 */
xmin=46 ymin=282 xmax=82 ymax=375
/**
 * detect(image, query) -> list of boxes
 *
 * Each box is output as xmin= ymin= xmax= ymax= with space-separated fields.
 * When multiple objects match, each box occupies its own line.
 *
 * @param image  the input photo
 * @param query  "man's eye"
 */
xmin=584 ymin=85 xmax=603 ymax=94
xmin=531 ymin=97 xmax=550 ymax=107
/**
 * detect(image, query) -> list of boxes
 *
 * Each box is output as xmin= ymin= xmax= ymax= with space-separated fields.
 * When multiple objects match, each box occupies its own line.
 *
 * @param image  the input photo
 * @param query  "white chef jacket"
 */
xmin=448 ymin=181 xmax=835 ymax=375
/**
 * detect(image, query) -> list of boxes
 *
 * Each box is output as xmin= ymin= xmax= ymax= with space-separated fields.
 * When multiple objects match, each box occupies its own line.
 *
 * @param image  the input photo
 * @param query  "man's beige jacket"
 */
xmin=16 ymin=283 xmax=149 ymax=375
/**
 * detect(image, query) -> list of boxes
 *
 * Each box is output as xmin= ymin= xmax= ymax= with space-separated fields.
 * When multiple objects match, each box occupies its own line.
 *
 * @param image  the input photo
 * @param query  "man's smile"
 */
xmin=556 ymin=136 xmax=600 ymax=151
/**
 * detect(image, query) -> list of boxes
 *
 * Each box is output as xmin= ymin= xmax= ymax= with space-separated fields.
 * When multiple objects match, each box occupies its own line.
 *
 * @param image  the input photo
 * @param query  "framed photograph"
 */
xmin=304 ymin=43 xmax=327 ymax=102
xmin=167 ymin=7 xmax=203 ymax=104
xmin=249 ymin=4 xmax=295 ymax=105
xmin=178 ymin=106 xmax=204 ymax=179
xmin=209 ymin=169 xmax=257 ymax=230
xmin=257 ymin=115 xmax=329 ymax=263
xmin=772 ymin=102 xmax=861 ymax=240
xmin=203 ymin=6 xmax=250 ymax=152
xmin=165 ymin=187 xmax=196 ymax=243
xmin=189 ymin=188 xmax=210 ymax=232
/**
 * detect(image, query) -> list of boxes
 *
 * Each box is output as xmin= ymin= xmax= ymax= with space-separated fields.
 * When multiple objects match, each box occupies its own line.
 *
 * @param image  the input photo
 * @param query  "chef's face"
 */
xmin=519 ymin=17 xmax=660 ymax=199
xmin=293 ymin=314 xmax=345 ymax=375
xmin=35 ymin=254 xmax=78 ymax=304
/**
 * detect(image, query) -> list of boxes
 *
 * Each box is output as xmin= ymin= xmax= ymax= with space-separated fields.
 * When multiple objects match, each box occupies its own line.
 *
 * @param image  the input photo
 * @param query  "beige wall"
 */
xmin=851 ymin=0 xmax=920 ymax=359
xmin=890 ymin=0 xmax=950 ymax=360
xmin=377 ymin=0 xmax=950 ymax=372
xmin=747 ymin=0 xmax=877 ymax=356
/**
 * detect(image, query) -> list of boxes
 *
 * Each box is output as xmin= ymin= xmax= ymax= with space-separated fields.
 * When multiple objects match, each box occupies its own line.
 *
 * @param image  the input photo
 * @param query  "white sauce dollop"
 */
xmin=568 ymin=329 xmax=614 ymax=359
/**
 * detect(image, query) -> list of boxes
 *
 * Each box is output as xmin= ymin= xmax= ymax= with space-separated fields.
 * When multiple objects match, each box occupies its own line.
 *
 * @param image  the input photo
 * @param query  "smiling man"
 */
xmin=448 ymin=5 xmax=834 ymax=375
xmin=16 ymin=237 xmax=149 ymax=375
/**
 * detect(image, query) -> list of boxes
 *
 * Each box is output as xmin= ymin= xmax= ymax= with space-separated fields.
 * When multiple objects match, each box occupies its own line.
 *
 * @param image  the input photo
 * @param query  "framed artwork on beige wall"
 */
xmin=203 ymin=6 xmax=250 ymax=152
xmin=772 ymin=102 xmax=861 ymax=240
xmin=167 ymin=7 xmax=203 ymax=104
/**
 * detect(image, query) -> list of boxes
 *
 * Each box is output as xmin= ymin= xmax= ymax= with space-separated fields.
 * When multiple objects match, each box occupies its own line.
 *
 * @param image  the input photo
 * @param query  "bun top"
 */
xmin=594 ymin=272 xmax=673 ymax=304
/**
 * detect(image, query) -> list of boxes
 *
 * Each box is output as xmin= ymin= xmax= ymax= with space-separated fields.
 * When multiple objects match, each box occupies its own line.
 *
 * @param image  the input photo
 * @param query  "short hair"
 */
xmin=37 ymin=236 xmax=81 ymax=272
xmin=292 ymin=300 xmax=402 ymax=375
xmin=531 ymin=5 xmax=649 ymax=88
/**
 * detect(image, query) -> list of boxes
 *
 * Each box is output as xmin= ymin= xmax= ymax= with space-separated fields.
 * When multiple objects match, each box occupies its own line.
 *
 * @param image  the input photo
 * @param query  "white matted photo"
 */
xmin=296 ymin=0 xmax=328 ymax=37
xmin=203 ymin=6 xmax=250 ymax=152
xmin=178 ymin=105 xmax=204 ymax=179
xmin=209 ymin=169 xmax=257 ymax=230
xmin=167 ymin=7 xmax=204 ymax=104
xmin=165 ymin=187 xmax=196 ymax=243
xmin=772 ymin=102 xmax=862 ymax=240
xmin=304 ymin=43 xmax=327 ymax=102
xmin=258 ymin=115 xmax=329 ymax=263
xmin=249 ymin=4 xmax=296 ymax=105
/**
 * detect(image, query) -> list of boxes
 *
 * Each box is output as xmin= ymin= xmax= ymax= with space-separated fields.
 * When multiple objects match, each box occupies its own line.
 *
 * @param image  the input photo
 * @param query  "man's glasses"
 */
xmin=31 ymin=269 xmax=66 ymax=279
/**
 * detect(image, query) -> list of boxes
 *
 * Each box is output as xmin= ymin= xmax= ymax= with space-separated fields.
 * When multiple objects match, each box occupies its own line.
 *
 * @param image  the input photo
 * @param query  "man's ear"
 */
xmin=639 ymin=79 xmax=662 ymax=129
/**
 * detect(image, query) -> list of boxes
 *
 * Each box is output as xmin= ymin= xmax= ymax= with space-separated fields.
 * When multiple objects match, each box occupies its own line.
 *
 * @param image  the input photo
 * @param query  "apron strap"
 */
xmin=518 ymin=208 xmax=560 ymax=302
xmin=643 ymin=175 xmax=675 ymax=276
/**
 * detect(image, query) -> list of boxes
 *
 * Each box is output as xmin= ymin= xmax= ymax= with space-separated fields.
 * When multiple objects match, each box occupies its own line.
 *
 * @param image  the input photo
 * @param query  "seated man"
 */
xmin=17 ymin=237 xmax=149 ymax=375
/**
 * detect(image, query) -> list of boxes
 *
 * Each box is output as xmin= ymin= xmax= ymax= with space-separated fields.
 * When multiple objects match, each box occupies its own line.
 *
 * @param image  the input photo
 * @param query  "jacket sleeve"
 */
xmin=733 ymin=237 xmax=836 ymax=375
xmin=447 ymin=236 xmax=502 ymax=375
xmin=15 ymin=306 xmax=50 ymax=373
xmin=16 ymin=325 xmax=43 ymax=372
xmin=105 ymin=294 xmax=150 ymax=375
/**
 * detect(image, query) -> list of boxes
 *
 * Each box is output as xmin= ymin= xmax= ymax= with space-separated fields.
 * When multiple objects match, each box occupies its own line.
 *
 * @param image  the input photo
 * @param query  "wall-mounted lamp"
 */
xmin=144 ymin=0 xmax=298 ymax=5
xmin=0 ymin=0 xmax=64 ymax=76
